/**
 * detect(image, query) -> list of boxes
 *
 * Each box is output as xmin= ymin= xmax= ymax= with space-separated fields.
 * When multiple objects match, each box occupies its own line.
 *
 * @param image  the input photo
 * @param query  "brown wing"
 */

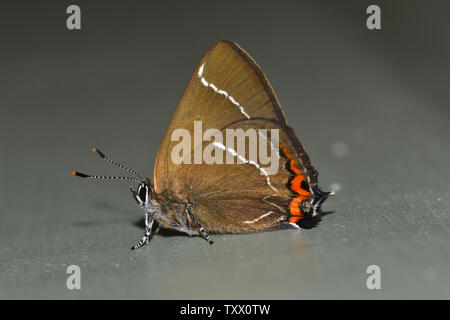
xmin=153 ymin=40 xmax=329 ymax=232
xmin=154 ymin=40 xmax=287 ymax=193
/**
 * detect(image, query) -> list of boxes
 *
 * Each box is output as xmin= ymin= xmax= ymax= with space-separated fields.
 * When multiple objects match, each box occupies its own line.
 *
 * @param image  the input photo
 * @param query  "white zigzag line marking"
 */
xmin=198 ymin=63 xmax=250 ymax=119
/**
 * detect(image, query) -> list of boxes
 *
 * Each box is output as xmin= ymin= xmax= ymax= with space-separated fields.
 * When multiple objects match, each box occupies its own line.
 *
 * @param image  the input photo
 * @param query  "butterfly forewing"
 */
xmin=154 ymin=40 xmax=288 ymax=193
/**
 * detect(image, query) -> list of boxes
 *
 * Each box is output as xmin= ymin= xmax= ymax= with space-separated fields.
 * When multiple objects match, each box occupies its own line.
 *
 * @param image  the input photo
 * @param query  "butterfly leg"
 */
xmin=186 ymin=209 xmax=214 ymax=245
xmin=131 ymin=212 xmax=155 ymax=250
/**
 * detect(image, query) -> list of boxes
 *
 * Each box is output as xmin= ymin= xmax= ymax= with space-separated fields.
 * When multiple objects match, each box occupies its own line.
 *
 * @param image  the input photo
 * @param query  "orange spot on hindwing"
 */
xmin=280 ymin=144 xmax=312 ymax=224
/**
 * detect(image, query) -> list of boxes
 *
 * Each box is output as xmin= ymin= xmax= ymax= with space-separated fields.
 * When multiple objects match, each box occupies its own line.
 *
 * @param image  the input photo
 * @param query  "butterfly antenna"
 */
xmin=72 ymin=171 xmax=142 ymax=183
xmin=91 ymin=147 xmax=144 ymax=180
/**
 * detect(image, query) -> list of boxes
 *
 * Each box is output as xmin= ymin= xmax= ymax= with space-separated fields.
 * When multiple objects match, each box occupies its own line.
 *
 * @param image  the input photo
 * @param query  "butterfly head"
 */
xmin=136 ymin=181 xmax=150 ymax=205
xmin=130 ymin=178 xmax=159 ymax=208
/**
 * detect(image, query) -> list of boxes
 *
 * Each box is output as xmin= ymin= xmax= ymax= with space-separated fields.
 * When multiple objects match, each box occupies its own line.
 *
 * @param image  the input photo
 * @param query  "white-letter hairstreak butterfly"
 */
xmin=73 ymin=40 xmax=332 ymax=250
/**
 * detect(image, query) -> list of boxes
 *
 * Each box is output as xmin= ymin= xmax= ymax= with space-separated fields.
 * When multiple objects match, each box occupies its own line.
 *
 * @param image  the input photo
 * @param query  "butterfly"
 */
xmin=73 ymin=40 xmax=331 ymax=250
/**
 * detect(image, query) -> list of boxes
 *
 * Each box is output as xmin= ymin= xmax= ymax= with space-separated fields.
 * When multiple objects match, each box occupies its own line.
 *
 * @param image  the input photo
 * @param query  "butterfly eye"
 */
xmin=138 ymin=184 xmax=148 ymax=203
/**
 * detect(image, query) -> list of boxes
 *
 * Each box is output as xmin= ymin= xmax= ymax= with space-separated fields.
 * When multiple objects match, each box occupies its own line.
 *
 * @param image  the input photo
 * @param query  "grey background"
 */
xmin=1 ymin=0 xmax=449 ymax=299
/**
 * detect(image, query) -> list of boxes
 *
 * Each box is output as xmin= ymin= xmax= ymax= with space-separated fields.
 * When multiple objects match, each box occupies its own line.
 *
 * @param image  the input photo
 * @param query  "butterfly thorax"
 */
xmin=152 ymin=189 xmax=199 ymax=235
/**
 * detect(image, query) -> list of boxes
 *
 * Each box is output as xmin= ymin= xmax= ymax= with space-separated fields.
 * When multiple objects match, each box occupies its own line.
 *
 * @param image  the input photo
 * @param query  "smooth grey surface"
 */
xmin=0 ymin=0 xmax=449 ymax=299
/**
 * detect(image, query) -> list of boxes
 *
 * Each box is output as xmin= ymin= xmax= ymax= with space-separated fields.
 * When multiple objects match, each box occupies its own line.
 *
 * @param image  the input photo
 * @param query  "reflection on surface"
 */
xmin=290 ymin=230 xmax=311 ymax=259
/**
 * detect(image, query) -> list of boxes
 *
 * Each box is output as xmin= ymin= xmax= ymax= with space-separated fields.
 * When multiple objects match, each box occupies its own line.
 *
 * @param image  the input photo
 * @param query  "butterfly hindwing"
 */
xmin=167 ymin=119 xmax=317 ymax=232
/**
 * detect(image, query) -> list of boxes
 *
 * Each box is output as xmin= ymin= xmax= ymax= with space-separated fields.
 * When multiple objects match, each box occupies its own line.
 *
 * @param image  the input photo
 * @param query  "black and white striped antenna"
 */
xmin=72 ymin=147 xmax=144 ymax=183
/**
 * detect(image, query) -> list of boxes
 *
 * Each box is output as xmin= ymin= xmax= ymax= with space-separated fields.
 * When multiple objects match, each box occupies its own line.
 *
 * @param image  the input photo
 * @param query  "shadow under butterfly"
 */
xmin=73 ymin=40 xmax=332 ymax=250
